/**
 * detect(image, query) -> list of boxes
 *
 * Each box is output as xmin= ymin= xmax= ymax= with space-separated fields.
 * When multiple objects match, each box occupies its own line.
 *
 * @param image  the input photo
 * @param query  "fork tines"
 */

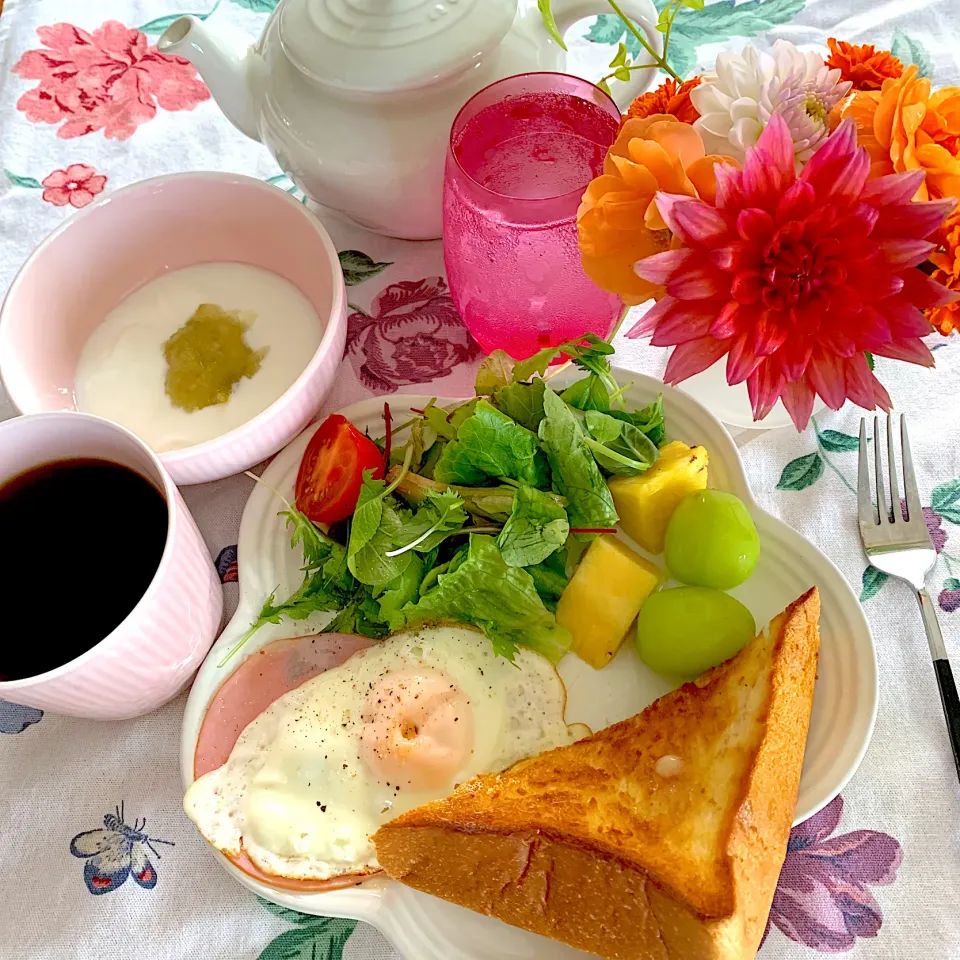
xmin=858 ymin=414 xmax=926 ymax=539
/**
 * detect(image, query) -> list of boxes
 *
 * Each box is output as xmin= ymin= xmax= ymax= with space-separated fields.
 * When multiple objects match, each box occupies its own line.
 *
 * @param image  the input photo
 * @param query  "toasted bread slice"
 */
xmin=374 ymin=588 xmax=821 ymax=960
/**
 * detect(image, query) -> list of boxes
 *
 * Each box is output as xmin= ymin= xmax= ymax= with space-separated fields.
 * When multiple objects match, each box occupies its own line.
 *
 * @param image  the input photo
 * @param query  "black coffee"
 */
xmin=0 ymin=458 xmax=168 ymax=681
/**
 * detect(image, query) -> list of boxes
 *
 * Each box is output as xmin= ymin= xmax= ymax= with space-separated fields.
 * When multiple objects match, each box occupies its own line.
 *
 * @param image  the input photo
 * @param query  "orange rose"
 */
xmin=840 ymin=65 xmax=960 ymax=200
xmin=625 ymin=77 xmax=702 ymax=125
xmin=577 ymin=115 xmax=736 ymax=304
xmin=928 ymin=211 xmax=960 ymax=334
xmin=825 ymin=38 xmax=903 ymax=91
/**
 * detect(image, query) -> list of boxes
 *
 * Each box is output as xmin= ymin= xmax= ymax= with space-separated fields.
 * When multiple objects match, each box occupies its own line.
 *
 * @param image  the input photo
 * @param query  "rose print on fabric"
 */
xmin=13 ymin=21 xmax=210 ymax=140
xmin=41 ymin=164 xmax=107 ymax=208
xmin=762 ymin=795 xmax=902 ymax=953
xmin=346 ymin=277 xmax=481 ymax=392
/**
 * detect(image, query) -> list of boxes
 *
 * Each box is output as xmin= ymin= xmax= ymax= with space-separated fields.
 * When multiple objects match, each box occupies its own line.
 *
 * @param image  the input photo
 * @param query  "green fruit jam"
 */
xmin=163 ymin=303 xmax=267 ymax=412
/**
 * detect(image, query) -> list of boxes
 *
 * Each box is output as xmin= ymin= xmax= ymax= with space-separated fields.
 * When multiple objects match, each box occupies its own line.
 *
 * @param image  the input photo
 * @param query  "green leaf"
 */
xmin=776 ymin=453 xmax=824 ymax=491
xmin=561 ymin=374 xmax=611 ymax=412
xmin=433 ymin=400 xmax=549 ymax=488
xmin=258 ymin=899 xmax=322 ymax=925
xmin=497 ymin=486 xmax=570 ymax=567
xmin=609 ymin=42 xmax=629 ymax=69
xmin=583 ymin=409 xmax=658 ymax=476
xmin=817 ymin=429 xmax=861 ymax=453
xmin=932 ymin=480 xmax=960 ymax=524
xmin=386 ymin=488 xmax=468 ymax=557
xmin=398 ymin=535 xmax=571 ymax=662
xmin=231 ymin=0 xmax=281 ymax=11
xmin=664 ymin=36 xmax=698 ymax=79
xmin=4 ymin=170 xmax=42 ymax=189
xmin=537 ymin=0 xmax=568 ymax=50
xmin=377 ymin=554 xmax=427 ymax=630
xmin=680 ymin=0 xmax=705 ymax=8
xmin=475 ymin=351 xmax=516 ymax=394
xmin=860 ymin=566 xmax=889 ymax=603
xmin=538 ymin=387 xmax=618 ymax=535
xmin=257 ymin=918 xmax=358 ymax=960
xmin=891 ymin=30 xmax=932 ymax=79
xmin=338 ymin=250 xmax=392 ymax=286
xmin=493 ymin=378 xmax=546 ymax=433
xmin=609 ymin=395 xmax=666 ymax=447
xmin=527 ymin=547 xmax=570 ymax=607
xmin=347 ymin=469 xmax=418 ymax=587
xmin=865 ymin=351 xmax=875 ymax=371
xmin=137 ymin=14 xmax=187 ymax=34
xmin=945 ymin=578 xmax=960 ymax=591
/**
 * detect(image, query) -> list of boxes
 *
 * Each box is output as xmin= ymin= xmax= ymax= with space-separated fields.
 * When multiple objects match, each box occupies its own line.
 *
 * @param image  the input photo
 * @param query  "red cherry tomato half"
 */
xmin=294 ymin=414 xmax=385 ymax=525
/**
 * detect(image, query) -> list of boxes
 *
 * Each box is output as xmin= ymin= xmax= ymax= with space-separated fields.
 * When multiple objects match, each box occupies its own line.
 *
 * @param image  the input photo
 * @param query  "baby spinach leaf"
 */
xmin=619 ymin=394 xmax=666 ymax=447
xmin=493 ymin=377 xmax=546 ymax=432
xmin=497 ymin=485 xmax=569 ymax=567
xmin=433 ymin=399 xmax=549 ymax=487
xmin=538 ymin=387 xmax=618 ymax=536
xmin=561 ymin=374 xmax=611 ymax=412
xmin=583 ymin=409 xmax=658 ymax=476
xmin=398 ymin=535 xmax=571 ymax=663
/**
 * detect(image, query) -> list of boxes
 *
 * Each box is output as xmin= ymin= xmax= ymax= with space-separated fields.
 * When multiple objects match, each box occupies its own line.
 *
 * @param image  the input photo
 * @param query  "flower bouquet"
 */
xmin=543 ymin=3 xmax=960 ymax=429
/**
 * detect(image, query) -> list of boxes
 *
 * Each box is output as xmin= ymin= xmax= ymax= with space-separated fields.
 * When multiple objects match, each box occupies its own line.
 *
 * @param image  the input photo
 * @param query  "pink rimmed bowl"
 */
xmin=0 ymin=172 xmax=347 ymax=485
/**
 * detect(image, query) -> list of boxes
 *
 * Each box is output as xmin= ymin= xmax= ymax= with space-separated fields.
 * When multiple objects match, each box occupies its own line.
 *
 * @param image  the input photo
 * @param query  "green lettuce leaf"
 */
xmin=433 ymin=399 xmax=549 ymax=487
xmin=538 ymin=387 xmax=618 ymax=535
xmin=527 ymin=547 xmax=570 ymax=609
xmin=493 ymin=377 xmax=546 ymax=432
xmin=397 ymin=535 xmax=571 ymax=663
xmin=497 ymin=485 xmax=569 ymax=567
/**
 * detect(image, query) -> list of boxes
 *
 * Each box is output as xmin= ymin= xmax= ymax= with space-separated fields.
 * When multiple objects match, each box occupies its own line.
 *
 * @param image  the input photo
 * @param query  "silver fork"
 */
xmin=858 ymin=414 xmax=960 ymax=782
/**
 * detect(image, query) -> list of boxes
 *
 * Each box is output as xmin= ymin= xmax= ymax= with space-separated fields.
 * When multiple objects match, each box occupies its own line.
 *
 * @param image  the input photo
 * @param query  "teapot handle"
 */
xmin=549 ymin=0 xmax=664 ymax=110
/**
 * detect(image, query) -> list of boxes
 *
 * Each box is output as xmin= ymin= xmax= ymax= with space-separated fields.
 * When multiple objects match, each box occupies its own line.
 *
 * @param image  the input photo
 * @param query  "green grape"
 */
xmin=664 ymin=490 xmax=760 ymax=589
xmin=635 ymin=586 xmax=756 ymax=679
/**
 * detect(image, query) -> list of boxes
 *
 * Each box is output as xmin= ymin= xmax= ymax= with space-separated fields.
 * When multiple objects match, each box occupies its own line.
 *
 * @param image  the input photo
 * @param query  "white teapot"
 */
xmin=159 ymin=0 xmax=660 ymax=240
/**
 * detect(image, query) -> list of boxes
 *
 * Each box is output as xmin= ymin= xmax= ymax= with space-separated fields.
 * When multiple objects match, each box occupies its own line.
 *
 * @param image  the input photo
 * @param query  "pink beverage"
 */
xmin=443 ymin=74 xmax=622 ymax=360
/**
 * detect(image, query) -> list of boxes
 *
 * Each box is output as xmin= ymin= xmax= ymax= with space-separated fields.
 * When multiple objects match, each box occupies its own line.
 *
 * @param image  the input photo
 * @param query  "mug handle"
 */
xmin=548 ymin=0 xmax=664 ymax=110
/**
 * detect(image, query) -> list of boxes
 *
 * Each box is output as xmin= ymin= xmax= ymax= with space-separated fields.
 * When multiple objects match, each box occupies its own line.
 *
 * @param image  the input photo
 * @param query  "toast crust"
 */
xmin=374 ymin=589 xmax=821 ymax=960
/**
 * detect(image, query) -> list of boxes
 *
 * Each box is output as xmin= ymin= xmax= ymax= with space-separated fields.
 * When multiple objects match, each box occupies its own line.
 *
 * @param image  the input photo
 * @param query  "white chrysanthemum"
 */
xmin=691 ymin=40 xmax=852 ymax=164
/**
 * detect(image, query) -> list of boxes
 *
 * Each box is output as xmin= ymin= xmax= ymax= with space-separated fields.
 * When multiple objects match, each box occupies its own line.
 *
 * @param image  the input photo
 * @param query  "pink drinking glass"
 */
xmin=443 ymin=73 xmax=623 ymax=360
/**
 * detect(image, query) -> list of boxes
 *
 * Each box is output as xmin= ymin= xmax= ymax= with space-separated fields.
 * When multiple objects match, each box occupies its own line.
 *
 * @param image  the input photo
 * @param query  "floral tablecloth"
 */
xmin=1 ymin=1 xmax=959 ymax=958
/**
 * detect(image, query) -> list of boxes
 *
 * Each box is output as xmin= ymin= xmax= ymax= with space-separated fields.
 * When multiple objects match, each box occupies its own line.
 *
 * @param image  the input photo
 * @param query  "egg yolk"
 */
xmin=359 ymin=669 xmax=474 ymax=791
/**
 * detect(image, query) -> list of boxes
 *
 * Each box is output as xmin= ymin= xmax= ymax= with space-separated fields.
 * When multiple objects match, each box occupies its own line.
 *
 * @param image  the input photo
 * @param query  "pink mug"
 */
xmin=0 ymin=412 xmax=222 ymax=719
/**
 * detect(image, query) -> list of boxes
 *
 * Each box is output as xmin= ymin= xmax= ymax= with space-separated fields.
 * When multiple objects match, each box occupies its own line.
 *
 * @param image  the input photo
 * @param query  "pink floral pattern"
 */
xmin=12 ymin=21 xmax=209 ymax=140
xmin=41 ymin=163 xmax=107 ymax=208
xmin=762 ymin=795 xmax=902 ymax=953
xmin=346 ymin=277 xmax=481 ymax=391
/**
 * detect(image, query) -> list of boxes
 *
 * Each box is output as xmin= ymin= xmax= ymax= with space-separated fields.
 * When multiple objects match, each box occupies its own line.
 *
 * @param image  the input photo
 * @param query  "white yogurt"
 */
xmin=75 ymin=263 xmax=323 ymax=453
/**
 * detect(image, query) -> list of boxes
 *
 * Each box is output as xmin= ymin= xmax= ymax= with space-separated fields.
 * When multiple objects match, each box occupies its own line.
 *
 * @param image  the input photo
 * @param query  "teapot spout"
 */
xmin=158 ymin=16 xmax=264 ymax=141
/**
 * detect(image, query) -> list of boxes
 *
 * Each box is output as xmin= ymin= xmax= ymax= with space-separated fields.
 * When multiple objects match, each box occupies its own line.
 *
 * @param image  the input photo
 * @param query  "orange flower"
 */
xmin=839 ymin=65 xmax=960 ymax=200
xmin=928 ymin=211 xmax=960 ymax=334
xmin=577 ymin=115 xmax=737 ymax=304
xmin=825 ymin=38 xmax=903 ymax=91
xmin=625 ymin=77 xmax=702 ymax=125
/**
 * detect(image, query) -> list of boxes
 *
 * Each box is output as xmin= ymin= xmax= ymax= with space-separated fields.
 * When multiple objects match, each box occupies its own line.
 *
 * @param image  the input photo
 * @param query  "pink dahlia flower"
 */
xmin=629 ymin=113 xmax=958 ymax=428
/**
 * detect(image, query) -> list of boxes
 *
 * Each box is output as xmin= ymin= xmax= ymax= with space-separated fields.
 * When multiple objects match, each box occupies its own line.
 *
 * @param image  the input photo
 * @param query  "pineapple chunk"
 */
xmin=609 ymin=441 xmax=709 ymax=554
xmin=557 ymin=536 xmax=662 ymax=669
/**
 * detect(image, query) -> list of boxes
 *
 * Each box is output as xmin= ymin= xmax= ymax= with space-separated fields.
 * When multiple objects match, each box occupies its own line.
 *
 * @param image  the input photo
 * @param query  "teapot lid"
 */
xmin=279 ymin=0 xmax=518 ymax=92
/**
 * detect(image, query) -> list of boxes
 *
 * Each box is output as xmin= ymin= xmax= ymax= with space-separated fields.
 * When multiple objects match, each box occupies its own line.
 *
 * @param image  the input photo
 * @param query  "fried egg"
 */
xmin=184 ymin=626 xmax=582 ymax=881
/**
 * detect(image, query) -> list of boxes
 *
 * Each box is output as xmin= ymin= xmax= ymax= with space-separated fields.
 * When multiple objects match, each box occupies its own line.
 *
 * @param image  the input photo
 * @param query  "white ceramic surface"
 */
xmin=0 ymin=413 xmax=222 ymax=720
xmin=678 ymin=357 xmax=828 ymax=432
xmin=158 ymin=0 xmax=662 ymax=240
xmin=181 ymin=369 xmax=878 ymax=960
xmin=0 ymin=173 xmax=348 ymax=486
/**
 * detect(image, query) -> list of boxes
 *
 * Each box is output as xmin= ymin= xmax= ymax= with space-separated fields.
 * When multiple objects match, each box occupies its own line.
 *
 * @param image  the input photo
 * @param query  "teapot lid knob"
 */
xmin=279 ymin=0 xmax=517 ymax=92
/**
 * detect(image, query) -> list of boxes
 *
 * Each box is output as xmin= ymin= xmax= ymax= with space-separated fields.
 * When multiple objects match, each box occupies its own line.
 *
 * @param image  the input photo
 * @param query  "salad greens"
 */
xmin=231 ymin=335 xmax=670 ymax=664
xmin=433 ymin=400 xmax=549 ymax=487
xmin=538 ymin=387 xmax=619 ymax=535
xmin=392 ymin=535 xmax=571 ymax=663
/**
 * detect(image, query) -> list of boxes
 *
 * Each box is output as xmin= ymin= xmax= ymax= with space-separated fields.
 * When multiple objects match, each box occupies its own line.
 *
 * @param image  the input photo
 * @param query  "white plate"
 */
xmin=181 ymin=368 xmax=878 ymax=960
